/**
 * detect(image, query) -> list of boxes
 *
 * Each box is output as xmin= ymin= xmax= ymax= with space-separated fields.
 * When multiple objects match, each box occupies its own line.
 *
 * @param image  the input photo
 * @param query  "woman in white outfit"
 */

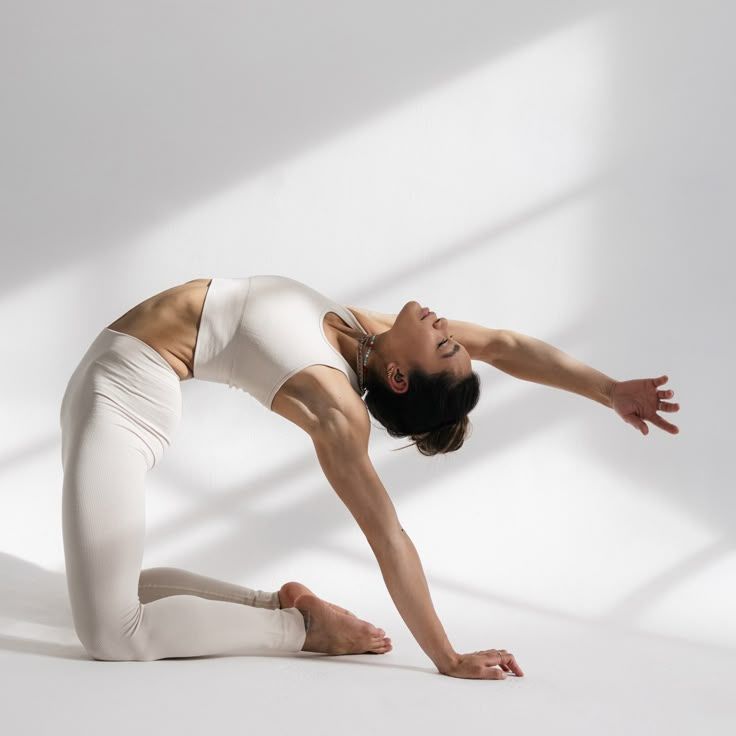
xmin=60 ymin=275 xmax=680 ymax=678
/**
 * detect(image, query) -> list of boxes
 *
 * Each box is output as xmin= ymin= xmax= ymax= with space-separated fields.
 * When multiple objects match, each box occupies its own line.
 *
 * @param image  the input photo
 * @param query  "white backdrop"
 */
xmin=1 ymin=2 xmax=734 ymax=734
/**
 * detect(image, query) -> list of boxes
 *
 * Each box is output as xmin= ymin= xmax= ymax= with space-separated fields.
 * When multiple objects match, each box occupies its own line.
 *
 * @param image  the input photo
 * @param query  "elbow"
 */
xmin=487 ymin=330 xmax=518 ymax=363
xmin=365 ymin=521 xmax=406 ymax=558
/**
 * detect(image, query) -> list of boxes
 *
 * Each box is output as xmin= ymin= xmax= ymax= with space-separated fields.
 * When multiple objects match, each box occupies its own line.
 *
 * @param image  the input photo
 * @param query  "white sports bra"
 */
xmin=192 ymin=275 xmax=368 ymax=409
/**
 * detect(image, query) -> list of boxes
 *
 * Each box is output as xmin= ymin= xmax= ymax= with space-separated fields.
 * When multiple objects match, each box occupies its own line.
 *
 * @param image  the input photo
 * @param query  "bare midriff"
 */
xmin=106 ymin=278 xmax=213 ymax=381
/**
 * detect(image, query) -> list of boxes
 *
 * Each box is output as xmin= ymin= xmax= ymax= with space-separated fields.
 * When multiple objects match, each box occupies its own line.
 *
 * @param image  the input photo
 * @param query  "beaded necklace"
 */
xmin=356 ymin=334 xmax=376 ymax=395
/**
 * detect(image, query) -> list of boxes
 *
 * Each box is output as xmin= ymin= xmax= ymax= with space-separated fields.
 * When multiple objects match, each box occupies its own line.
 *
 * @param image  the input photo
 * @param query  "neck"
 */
xmin=332 ymin=322 xmax=388 ymax=382
xmin=335 ymin=328 xmax=372 ymax=376
xmin=356 ymin=332 xmax=389 ymax=384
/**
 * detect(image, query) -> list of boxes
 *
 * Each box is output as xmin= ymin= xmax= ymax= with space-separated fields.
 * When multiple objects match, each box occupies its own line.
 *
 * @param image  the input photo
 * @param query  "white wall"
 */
xmin=1 ymin=0 xmax=734 ymax=665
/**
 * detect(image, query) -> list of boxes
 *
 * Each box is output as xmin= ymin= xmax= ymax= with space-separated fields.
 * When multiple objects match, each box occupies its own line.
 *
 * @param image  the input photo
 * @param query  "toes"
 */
xmin=363 ymin=624 xmax=385 ymax=637
xmin=367 ymin=637 xmax=392 ymax=654
xmin=367 ymin=642 xmax=392 ymax=655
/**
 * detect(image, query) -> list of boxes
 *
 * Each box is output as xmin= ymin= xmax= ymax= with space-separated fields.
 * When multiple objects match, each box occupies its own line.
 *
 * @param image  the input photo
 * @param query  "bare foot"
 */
xmin=294 ymin=593 xmax=392 ymax=655
xmin=278 ymin=581 xmax=356 ymax=618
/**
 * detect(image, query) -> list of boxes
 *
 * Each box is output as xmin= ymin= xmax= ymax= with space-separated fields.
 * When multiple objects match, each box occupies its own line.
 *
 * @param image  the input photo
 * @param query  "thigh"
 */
xmin=59 ymin=328 xmax=182 ymax=647
xmin=62 ymin=414 xmax=149 ymax=637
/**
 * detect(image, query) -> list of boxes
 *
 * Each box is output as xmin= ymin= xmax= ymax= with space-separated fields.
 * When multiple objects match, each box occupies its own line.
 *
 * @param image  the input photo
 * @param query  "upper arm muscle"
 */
xmin=311 ymin=407 xmax=402 ymax=547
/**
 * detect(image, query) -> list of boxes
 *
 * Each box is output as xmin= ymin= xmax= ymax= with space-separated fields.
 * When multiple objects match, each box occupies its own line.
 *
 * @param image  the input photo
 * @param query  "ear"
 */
xmin=387 ymin=364 xmax=409 ymax=395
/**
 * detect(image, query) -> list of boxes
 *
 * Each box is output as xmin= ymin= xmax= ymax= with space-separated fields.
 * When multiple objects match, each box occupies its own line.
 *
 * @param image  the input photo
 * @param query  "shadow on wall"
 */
xmin=2 ymin=0 xmax=604 ymax=290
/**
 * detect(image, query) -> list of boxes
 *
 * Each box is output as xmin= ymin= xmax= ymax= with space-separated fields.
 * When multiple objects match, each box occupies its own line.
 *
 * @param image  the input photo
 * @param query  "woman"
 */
xmin=60 ymin=274 xmax=679 ymax=678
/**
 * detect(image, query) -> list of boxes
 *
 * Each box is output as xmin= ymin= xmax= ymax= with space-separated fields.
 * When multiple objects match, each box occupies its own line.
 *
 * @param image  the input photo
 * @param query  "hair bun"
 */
xmin=411 ymin=416 xmax=471 ymax=456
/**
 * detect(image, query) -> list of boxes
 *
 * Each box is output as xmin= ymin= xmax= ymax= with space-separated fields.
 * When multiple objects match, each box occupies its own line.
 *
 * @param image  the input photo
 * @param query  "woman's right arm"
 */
xmin=309 ymin=405 xmax=523 ymax=679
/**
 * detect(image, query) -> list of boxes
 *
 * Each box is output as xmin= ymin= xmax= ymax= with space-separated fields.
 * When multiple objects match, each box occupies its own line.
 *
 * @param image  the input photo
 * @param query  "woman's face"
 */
xmin=385 ymin=300 xmax=473 ymax=381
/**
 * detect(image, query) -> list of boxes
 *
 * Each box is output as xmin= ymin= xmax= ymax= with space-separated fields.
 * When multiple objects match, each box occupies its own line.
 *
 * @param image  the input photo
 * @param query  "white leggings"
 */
xmin=60 ymin=328 xmax=307 ymax=661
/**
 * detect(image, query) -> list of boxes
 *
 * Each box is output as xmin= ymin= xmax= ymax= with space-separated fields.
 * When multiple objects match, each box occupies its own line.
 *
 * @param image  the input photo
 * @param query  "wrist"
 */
xmin=434 ymin=649 xmax=460 ymax=673
xmin=605 ymin=379 xmax=618 ymax=409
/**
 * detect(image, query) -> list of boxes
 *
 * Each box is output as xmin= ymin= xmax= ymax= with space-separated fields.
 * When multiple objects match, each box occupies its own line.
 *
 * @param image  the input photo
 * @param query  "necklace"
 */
xmin=356 ymin=333 xmax=376 ymax=395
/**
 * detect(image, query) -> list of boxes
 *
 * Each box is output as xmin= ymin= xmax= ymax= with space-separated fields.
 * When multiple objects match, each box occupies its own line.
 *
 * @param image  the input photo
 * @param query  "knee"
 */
xmin=77 ymin=619 xmax=153 ymax=662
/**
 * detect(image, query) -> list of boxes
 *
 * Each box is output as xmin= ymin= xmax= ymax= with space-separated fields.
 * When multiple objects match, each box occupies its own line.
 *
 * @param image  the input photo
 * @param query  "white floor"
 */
xmin=2 ymin=561 xmax=734 ymax=736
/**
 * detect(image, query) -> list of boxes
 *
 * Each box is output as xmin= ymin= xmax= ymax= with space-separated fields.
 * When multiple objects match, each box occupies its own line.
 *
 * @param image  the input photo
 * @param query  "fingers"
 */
xmin=650 ymin=413 xmax=680 ymax=434
xmin=481 ymin=649 xmax=525 ymax=677
xmin=653 ymin=381 xmax=680 ymax=431
xmin=628 ymin=416 xmax=649 ymax=435
xmin=656 ymin=388 xmax=680 ymax=413
xmin=500 ymin=651 xmax=524 ymax=677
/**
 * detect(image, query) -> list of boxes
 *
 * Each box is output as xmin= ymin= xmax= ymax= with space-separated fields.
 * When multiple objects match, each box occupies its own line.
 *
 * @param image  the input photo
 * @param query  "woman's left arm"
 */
xmin=486 ymin=330 xmax=680 ymax=436
xmin=348 ymin=308 xmax=680 ymax=436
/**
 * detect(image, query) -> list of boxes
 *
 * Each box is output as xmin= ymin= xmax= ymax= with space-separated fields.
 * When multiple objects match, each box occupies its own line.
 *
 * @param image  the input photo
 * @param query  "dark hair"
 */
xmin=363 ymin=365 xmax=481 ymax=456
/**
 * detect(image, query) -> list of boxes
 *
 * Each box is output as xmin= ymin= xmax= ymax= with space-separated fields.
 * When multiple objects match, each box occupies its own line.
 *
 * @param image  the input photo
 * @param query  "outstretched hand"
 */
xmin=610 ymin=375 xmax=680 ymax=435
